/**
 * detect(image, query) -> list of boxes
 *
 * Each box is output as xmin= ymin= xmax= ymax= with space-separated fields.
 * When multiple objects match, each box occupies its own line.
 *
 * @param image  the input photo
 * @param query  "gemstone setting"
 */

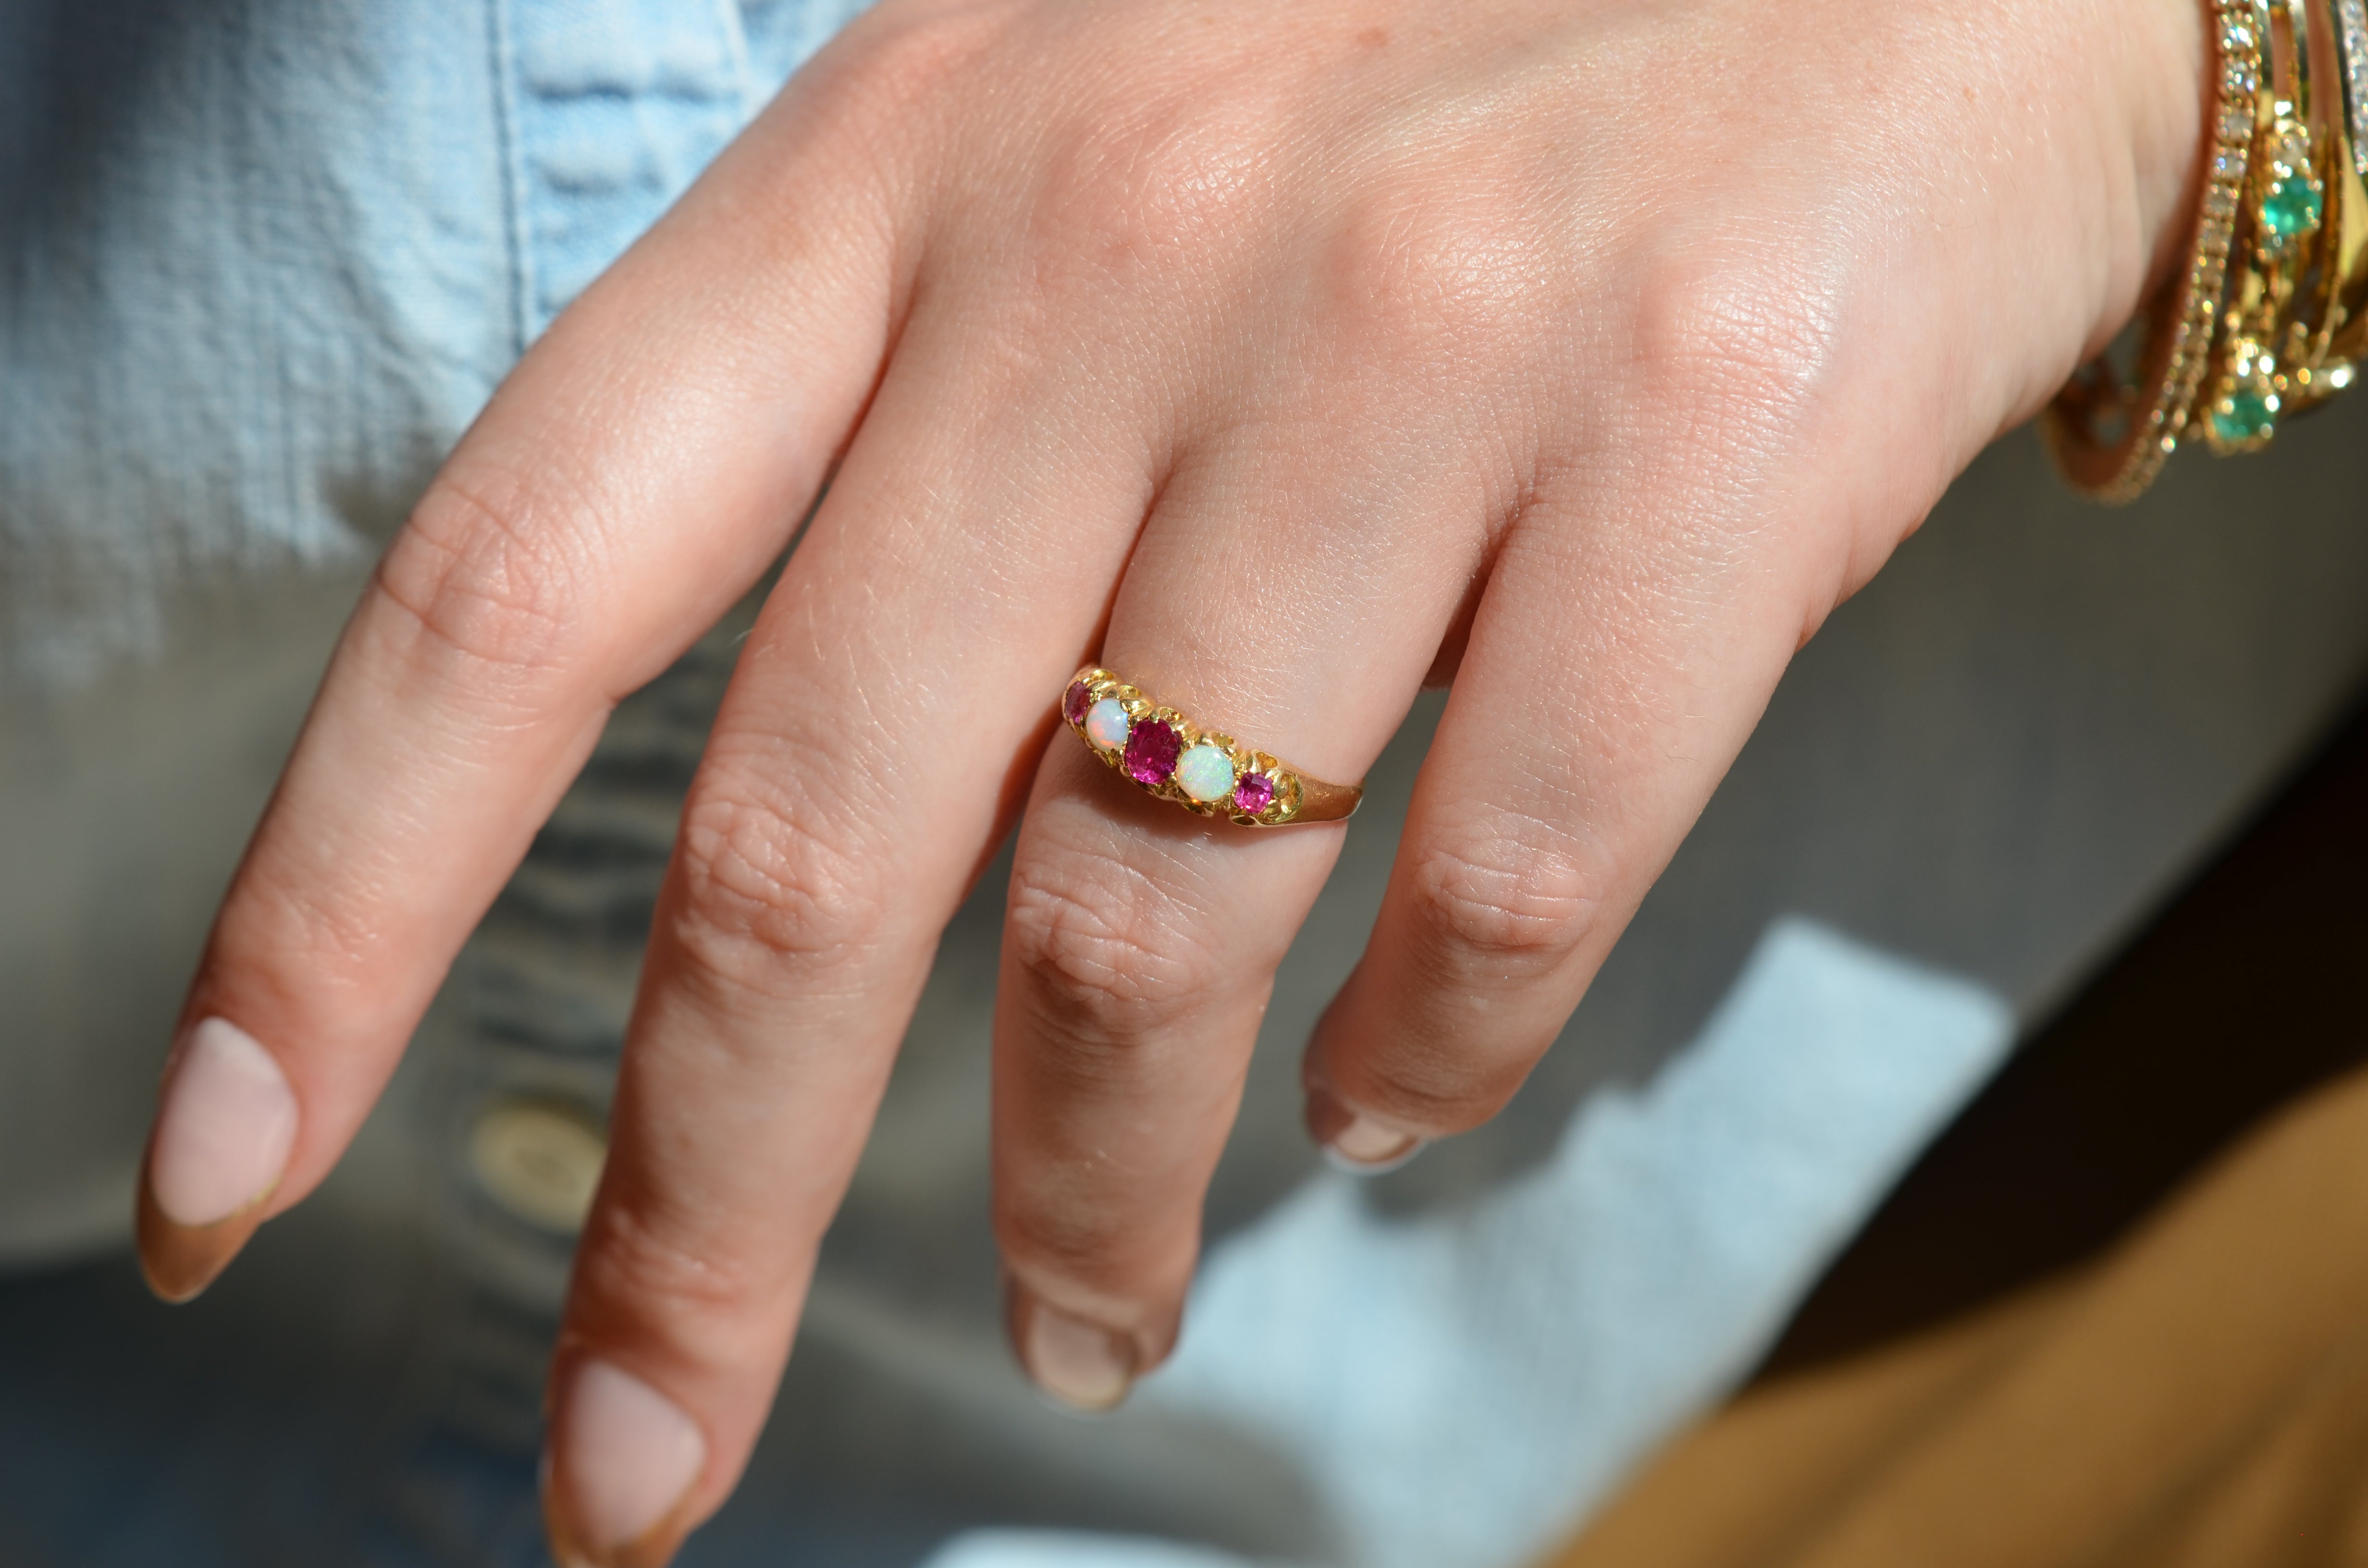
xmin=2211 ymin=387 xmax=2278 ymax=445
xmin=1058 ymin=666 xmax=1354 ymax=827
xmin=1122 ymin=719 xmax=1182 ymax=785
xmin=1174 ymin=743 xmax=1235 ymax=803
xmin=2259 ymin=175 xmax=2323 ymax=253
xmin=1084 ymin=698 xmax=1131 ymax=751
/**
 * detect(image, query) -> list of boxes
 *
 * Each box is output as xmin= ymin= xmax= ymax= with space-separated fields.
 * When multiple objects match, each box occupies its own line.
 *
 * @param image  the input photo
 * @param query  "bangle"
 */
xmin=2045 ymin=0 xmax=2264 ymax=502
xmin=2199 ymin=0 xmax=2330 ymax=452
xmin=2275 ymin=0 xmax=2368 ymax=410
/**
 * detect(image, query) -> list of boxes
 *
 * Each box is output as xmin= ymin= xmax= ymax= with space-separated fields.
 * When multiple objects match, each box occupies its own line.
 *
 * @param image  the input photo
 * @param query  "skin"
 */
xmin=140 ymin=0 xmax=2206 ymax=1558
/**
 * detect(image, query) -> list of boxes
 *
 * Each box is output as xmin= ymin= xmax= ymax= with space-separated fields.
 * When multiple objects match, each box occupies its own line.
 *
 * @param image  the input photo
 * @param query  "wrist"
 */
xmin=1956 ymin=0 xmax=2208 ymax=435
xmin=2116 ymin=0 xmax=2213 ymax=333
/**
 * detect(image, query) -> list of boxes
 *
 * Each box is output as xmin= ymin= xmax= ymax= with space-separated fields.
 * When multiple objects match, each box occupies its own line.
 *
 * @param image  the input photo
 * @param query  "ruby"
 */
xmin=1063 ymin=679 xmax=1092 ymax=727
xmin=1232 ymin=772 xmax=1275 ymax=815
xmin=1122 ymin=719 xmax=1181 ymax=785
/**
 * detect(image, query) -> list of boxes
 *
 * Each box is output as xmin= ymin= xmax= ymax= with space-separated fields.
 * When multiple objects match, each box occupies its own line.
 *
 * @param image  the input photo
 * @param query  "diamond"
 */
xmin=1085 ymin=698 xmax=1131 ymax=751
xmin=1122 ymin=719 xmax=1181 ymax=785
xmin=1063 ymin=679 xmax=1092 ymax=728
xmin=1232 ymin=772 xmax=1275 ymax=816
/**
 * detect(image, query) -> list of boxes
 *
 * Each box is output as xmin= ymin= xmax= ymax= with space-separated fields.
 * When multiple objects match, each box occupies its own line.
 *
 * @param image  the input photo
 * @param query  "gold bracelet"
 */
xmin=2045 ymin=0 xmax=2264 ymax=502
xmin=2200 ymin=0 xmax=2331 ymax=451
xmin=2277 ymin=0 xmax=2368 ymax=408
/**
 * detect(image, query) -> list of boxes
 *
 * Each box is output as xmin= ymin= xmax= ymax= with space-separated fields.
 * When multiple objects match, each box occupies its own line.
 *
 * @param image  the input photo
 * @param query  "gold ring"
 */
xmin=1061 ymin=667 xmax=1362 ymax=826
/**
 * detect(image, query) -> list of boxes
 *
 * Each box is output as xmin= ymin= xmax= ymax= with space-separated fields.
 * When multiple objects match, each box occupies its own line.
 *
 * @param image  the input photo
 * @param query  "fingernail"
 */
xmin=543 ymin=1360 xmax=707 ymax=1568
xmin=137 ymin=1017 xmax=298 ymax=1301
xmin=1011 ymin=1286 xmax=1137 ymax=1413
xmin=1305 ymin=1084 xmax=1426 ymax=1175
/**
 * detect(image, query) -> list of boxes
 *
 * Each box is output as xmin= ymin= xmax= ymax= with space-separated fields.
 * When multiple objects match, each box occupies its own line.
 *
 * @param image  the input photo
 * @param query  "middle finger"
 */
xmin=540 ymin=283 xmax=1168 ymax=1560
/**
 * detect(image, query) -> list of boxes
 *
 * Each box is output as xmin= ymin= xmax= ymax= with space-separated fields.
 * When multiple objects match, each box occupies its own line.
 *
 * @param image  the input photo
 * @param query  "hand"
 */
xmin=136 ymin=0 xmax=2202 ymax=1559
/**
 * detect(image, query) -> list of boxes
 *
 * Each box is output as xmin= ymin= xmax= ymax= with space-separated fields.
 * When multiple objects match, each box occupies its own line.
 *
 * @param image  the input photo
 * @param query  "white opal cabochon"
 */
xmin=1085 ymin=698 xmax=1132 ymax=750
xmin=1174 ymin=743 xmax=1236 ymax=803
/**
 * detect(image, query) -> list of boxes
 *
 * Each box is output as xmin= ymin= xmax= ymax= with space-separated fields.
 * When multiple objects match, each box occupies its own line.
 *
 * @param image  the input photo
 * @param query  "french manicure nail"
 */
xmin=1012 ymin=1287 xmax=1137 ymax=1413
xmin=137 ymin=1017 xmax=298 ymax=1301
xmin=1305 ymin=1084 xmax=1427 ymax=1175
xmin=544 ymin=1360 xmax=707 ymax=1568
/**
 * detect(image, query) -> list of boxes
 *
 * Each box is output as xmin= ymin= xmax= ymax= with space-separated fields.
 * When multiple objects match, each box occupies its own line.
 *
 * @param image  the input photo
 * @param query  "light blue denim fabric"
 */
xmin=923 ymin=920 xmax=2011 ymax=1568
xmin=9 ymin=2 xmax=2368 ymax=1567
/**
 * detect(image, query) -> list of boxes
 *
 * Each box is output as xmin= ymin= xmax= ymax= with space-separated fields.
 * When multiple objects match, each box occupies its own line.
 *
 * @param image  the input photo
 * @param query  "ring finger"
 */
xmin=991 ymin=392 xmax=1507 ymax=1408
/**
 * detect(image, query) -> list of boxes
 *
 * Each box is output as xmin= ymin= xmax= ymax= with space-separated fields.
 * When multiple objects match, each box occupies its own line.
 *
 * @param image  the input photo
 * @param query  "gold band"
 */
xmin=2048 ymin=0 xmax=2368 ymax=496
xmin=2200 ymin=0 xmax=2328 ymax=452
xmin=2045 ymin=0 xmax=2263 ymax=500
xmin=2278 ymin=0 xmax=2368 ymax=406
xmin=1061 ymin=667 xmax=1362 ymax=826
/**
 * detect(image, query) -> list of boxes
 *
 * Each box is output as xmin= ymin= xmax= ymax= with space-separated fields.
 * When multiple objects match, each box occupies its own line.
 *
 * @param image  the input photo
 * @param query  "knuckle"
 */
xmin=795 ymin=6 xmax=993 ymax=176
xmin=1023 ymin=78 xmax=1278 ymax=294
xmin=666 ymin=762 xmax=894 ymax=992
xmin=1402 ymin=822 xmax=1600 ymax=985
xmin=577 ymin=1196 xmax=770 ymax=1343
xmin=1004 ymin=844 xmax=1226 ymax=1045
xmin=217 ymin=850 xmax=396 ymax=996
xmin=373 ymin=470 xmax=598 ymax=680
xmin=1320 ymin=180 xmax=1547 ymax=361
xmin=819 ymin=3 xmax=997 ymax=122
xmin=1626 ymin=228 xmax=1842 ymax=445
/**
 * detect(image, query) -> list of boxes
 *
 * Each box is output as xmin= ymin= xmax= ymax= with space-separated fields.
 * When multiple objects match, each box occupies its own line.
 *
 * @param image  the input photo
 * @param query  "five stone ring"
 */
xmin=1061 ymin=667 xmax=1363 ymax=826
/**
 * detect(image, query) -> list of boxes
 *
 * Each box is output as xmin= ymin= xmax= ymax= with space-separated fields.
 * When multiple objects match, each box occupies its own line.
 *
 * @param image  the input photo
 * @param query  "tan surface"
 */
xmin=1549 ymin=1065 xmax=2368 ymax=1568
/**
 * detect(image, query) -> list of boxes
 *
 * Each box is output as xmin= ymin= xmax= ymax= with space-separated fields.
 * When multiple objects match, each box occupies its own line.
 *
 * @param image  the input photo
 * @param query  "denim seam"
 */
xmin=487 ymin=0 xmax=535 ymax=358
xmin=712 ymin=0 xmax=761 ymax=118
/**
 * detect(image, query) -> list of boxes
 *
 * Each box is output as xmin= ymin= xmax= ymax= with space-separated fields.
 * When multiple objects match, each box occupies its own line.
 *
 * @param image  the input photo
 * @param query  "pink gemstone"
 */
xmin=1232 ymin=772 xmax=1275 ymax=815
xmin=1063 ymin=679 xmax=1092 ymax=728
xmin=1122 ymin=720 xmax=1181 ymax=785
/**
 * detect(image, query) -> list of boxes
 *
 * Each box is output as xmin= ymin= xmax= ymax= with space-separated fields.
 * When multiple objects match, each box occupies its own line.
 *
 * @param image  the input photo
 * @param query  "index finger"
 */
xmin=136 ymin=69 xmax=910 ymax=1299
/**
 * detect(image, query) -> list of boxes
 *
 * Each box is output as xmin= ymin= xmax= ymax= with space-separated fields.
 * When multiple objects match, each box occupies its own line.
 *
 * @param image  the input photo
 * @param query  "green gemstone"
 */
xmin=2261 ymin=177 xmax=2324 ymax=245
xmin=2212 ymin=389 xmax=2277 ymax=445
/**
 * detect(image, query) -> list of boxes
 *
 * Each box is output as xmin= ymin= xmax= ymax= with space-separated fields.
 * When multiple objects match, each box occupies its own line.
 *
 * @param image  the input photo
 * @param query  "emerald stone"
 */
xmin=2260 ymin=177 xmax=2323 ymax=247
xmin=2212 ymin=389 xmax=2277 ymax=445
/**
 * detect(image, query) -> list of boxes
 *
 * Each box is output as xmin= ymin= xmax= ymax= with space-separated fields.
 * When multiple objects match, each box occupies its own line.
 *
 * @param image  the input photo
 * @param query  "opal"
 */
xmin=1085 ymin=698 xmax=1131 ymax=751
xmin=1063 ymin=679 xmax=1092 ymax=728
xmin=1123 ymin=719 xmax=1182 ymax=785
xmin=1232 ymin=772 xmax=1276 ymax=815
xmin=1174 ymin=743 xmax=1235 ymax=803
